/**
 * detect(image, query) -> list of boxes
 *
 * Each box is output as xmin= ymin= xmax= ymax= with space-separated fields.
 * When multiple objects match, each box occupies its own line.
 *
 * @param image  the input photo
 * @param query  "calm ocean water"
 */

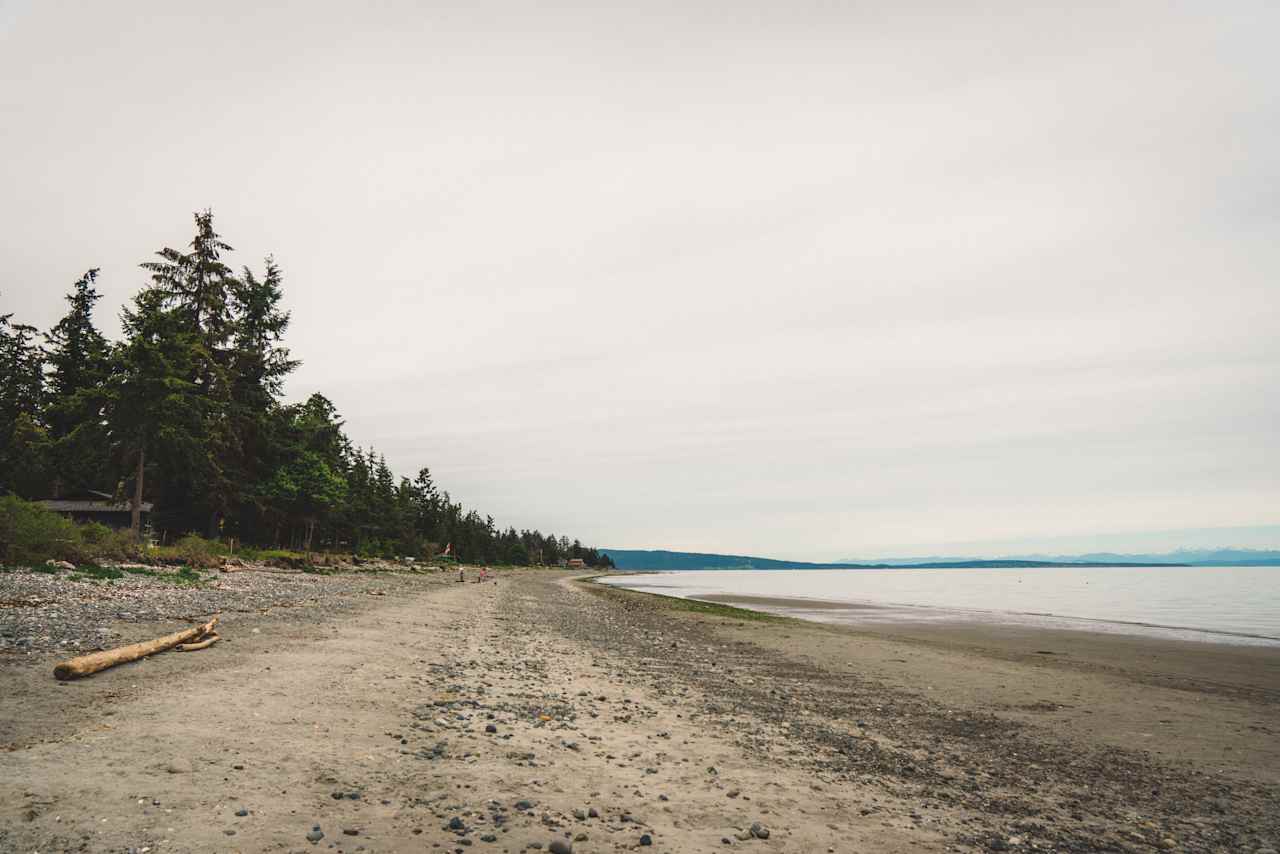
xmin=600 ymin=566 xmax=1280 ymax=646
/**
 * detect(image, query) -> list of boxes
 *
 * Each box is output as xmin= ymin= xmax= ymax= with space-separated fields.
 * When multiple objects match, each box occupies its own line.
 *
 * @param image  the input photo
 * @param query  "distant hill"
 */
xmin=599 ymin=549 xmax=1185 ymax=571
xmin=599 ymin=550 xmax=858 ymax=571
xmin=841 ymin=548 xmax=1280 ymax=567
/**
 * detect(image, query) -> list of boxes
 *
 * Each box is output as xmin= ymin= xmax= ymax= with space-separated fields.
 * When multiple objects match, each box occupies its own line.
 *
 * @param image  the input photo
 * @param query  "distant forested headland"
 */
xmin=0 ymin=211 xmax=612 ymax=567
xmin=600 ymin=549 xmax=1202 ymax=571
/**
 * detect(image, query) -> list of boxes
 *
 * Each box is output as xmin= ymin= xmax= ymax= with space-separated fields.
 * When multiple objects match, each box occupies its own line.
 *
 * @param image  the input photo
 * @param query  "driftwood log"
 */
xmin=53 ymin=616 xmax=219 ymax=680
xmin=176 ymin=632 xmax=221 ymax=652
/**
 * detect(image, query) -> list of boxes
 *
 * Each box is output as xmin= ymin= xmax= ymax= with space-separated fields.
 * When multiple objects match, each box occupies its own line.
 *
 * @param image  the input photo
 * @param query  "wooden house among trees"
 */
xmin=39 ymin=489 xmax=153 ymax=529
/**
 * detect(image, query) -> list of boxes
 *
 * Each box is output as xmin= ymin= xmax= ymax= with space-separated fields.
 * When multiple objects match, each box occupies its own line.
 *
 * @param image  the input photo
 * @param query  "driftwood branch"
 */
xmin=53 ymin=616 xmax=219 ymax=680
xmin=175 ymin=632 xmax=221 ymax=652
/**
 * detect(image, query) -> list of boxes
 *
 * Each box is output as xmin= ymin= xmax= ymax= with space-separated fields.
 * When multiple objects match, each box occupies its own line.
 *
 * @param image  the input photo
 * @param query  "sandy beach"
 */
xmin=2 ymin=569 xmax=1277 ymax=853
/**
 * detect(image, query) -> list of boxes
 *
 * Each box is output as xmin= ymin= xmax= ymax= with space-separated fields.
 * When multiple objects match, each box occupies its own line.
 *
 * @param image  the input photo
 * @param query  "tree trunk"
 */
xmin=304 ymin=518 xmax=316 ymax=556
xmin=130 ymin=445 xmax=145 ymax=539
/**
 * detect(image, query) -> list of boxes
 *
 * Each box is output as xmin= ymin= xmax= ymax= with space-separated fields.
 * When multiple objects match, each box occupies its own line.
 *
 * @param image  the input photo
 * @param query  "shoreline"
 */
xmin=3 ymin=570 xmax=1277 ymax=852
xmin=694 ymin=591 xmax=1280 ymax=647
xmin=599 ymin=570 xmax=1280 ymax=647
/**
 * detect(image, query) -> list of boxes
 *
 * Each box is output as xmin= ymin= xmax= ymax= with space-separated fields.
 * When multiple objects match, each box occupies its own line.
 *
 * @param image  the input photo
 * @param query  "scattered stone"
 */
xmin=306 ymin=828 xmax=324 ymax=843
xmin=235 ymin=808 xmax=249 ymax=817
xmin=639 ymin=834 xmax=653 ymax=846
xmin=343 ymin=828 xmax=360 ymax=836
xmin=549 ymin=841 xmax=573 ymax=854
xmin=749 ymin=823 xmax=769 ymax=840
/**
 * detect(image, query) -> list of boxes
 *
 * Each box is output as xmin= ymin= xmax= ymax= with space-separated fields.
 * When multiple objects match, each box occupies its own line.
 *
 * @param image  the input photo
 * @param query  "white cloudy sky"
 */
xmin=3 ymin=1 xmax=1277 ymax=559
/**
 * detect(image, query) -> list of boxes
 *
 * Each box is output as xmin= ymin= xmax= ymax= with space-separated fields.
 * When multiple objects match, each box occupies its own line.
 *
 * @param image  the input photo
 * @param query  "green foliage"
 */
xmin=44 ymin=269 xmax=113 ymax=492
xmin=78 ymin=521 xmax=144 ymax=561
xmin=0 ymin=494 xmax=86 ymax=564
xmin=69 ymin=564 xmax=125 ymax=581
xmin=67 ymin=563 xmax=205 ymax=586
xmin=170 ymin=534 xmax=226 ymax=568
xmin=0 ymin=209 xmax=612 ymax=567
xmin=0 ymin=310 xmax=47 ymax=497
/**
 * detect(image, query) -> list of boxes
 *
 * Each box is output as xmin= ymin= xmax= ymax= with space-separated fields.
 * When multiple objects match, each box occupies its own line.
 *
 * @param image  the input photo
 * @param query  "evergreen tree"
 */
xmin=5 ymin=211 xmax=614 ymax=564
xmin=104 ymin=288 xmax=205 ymax=535
xmin=230 ymin=259 xmax=296 ymax=406
xmin=141 ymin=211 xmax=237 ymax=360
xmin=266 ymin=450 xmax=347 ymax=553
xmin=139 ymin=211 xmax=240 ymax=534
xmin=44 ymin=269 xmax=112 ymax=493
xmin=0 ymin=307 xmax=47 ymax=496
xmin=227 ymin=259 xmax=298 ymax=541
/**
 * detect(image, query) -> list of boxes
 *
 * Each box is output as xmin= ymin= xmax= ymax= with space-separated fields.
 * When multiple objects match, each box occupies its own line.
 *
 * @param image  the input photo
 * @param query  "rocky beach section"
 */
xmin=0 ymin=559 xmax=447 ymax=659
xmin=1 ymin=569 xmax=1277 ymax=853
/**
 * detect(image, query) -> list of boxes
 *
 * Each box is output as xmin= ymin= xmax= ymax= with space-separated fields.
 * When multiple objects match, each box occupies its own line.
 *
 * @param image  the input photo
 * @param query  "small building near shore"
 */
xmin=566 ymin=558 xmax=586 ymax=569
xmin=38 ymin=490 xmax=153 ymax=528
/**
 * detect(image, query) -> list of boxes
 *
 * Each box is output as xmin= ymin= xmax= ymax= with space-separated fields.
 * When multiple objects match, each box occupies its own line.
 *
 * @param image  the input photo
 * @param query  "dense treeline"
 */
xmin=0 ymin=211 xmax=612 ymax=568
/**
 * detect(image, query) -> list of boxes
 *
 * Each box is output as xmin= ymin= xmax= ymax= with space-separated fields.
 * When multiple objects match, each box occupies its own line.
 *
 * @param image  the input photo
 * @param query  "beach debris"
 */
xmin=176 ymin=632 xmax=221 ymax=651
xmin=52 ymin=616 xmax=219 ymax=679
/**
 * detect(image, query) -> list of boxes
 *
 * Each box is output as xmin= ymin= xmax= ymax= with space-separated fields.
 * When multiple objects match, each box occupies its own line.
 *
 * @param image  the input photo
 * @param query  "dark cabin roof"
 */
xmin=39 ymin=497 xmax=154 ymax=513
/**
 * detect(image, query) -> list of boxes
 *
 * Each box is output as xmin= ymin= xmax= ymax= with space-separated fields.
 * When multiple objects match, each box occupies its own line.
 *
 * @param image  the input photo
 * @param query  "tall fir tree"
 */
xmin=44 ymin=269 xmax=112 ymax=494
xmin=104 ymin=288 xmax=205 ymax=535
xmin=0 ymin=306 xmax=47 ymax=496
xmin=227 ymin=258 xmax=298 ymax=541
xmin=139 ymin=212 xmax=241 ymax=535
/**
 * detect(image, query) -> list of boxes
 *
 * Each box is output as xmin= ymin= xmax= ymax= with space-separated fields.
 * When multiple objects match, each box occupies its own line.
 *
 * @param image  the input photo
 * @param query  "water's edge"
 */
xmin=602 ymin=568 xmax=1280 ymax=648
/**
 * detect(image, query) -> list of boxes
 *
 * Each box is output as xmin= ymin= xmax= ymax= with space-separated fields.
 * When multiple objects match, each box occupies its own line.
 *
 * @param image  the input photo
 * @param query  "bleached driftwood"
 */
xmin=175 ymin=632 xmax=221 ymax=652
xmin=53 ymin=616 xmax=219 ymax=680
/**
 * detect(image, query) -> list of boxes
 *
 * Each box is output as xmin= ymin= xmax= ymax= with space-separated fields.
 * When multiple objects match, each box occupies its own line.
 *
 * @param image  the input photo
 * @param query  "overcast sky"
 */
xmin=3 ymin=1 xmax=1277 ymax=559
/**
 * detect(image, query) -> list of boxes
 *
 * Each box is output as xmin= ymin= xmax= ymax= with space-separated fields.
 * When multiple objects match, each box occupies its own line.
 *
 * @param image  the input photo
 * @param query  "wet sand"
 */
xmin=700 ymin=593 xmax=1280 ymax=700
xmin=697 ymin=591 xmax=1280 ymax=782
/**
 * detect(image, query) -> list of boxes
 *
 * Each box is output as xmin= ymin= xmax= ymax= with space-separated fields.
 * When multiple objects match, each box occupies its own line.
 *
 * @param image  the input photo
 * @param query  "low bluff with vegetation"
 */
xmin=0 ymin=211 xmax=612 ymax=569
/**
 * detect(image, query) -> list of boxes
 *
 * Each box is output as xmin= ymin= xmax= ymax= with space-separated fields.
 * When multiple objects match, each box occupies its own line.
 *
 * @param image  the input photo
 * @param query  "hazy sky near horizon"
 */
xmin=3 ymin=1 xmax=1278 ymax=559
